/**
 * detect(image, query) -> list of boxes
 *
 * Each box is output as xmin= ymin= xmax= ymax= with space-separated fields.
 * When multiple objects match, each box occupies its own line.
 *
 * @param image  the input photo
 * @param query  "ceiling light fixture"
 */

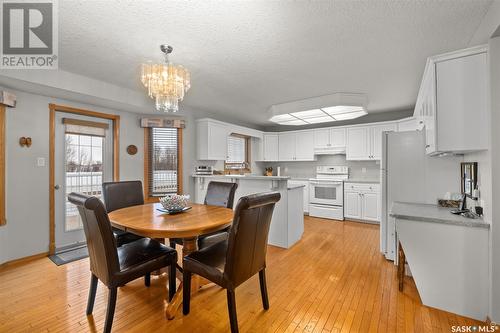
xmin=141 ymin=45 xmax=191 ymax=112
xmin=268 ymin=93 xmax=368 ymax=125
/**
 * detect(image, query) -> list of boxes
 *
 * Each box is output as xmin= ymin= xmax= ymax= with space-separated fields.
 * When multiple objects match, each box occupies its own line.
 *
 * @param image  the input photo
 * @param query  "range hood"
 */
xmin=314 ymin=147 xmax=346 ymax=155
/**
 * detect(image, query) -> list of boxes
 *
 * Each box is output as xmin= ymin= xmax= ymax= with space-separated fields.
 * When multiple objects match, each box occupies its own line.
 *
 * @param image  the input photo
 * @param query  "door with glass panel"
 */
xmin=54 ymin=113 xmax=113 ymax=252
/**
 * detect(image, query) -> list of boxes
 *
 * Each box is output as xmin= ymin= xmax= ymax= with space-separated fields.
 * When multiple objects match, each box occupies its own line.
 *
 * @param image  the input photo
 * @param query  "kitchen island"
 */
xmin=192 ymin=175 xmax=304 ymax=248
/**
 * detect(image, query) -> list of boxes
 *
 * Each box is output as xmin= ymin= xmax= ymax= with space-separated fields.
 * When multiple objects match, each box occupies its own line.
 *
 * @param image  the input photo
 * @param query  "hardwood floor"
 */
xmin=0 ymin=217 xmax=484 ymax=332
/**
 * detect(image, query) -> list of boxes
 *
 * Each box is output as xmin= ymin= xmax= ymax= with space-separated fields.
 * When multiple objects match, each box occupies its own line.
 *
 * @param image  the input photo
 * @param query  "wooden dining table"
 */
xmin=108 ymin=202 xmax=234 ymax=319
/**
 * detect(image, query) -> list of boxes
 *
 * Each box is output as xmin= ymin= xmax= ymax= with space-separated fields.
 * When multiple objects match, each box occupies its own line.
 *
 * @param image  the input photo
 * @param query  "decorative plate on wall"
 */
xmin=126 ymin=145 xmax=138 ymax=155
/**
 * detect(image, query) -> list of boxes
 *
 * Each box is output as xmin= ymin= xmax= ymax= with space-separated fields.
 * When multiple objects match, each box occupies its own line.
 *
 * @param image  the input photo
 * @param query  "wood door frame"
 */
xmin=48 ymin=103 xmax=120 ymax=255
xmin=143 ymin=127 xmax=183 ymax=203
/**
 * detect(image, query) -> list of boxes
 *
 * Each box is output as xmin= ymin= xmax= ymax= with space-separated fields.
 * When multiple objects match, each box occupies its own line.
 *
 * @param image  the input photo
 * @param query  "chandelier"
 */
xmin=141 ymin=45 xmax=191 ymax=112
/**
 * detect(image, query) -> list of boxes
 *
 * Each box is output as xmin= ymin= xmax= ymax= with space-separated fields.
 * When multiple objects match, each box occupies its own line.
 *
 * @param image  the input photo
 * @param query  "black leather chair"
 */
xmin=170 ymin=181 xmax=238 ymax=249
xmin=68 ymin=193 xmax=177 ymax=333
xmin=182 ymin=192 xmax=281 ymax=333
xmin=102 ymin=181 xmax=145 ymax=247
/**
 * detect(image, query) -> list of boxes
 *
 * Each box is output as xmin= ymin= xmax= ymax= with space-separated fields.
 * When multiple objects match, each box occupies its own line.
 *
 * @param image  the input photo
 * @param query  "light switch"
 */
xmin=37 ymin=157 xmax=45 ymax=167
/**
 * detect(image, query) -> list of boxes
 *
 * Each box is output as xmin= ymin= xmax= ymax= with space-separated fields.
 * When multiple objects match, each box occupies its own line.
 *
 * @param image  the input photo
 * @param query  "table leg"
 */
xmin=165 ymin=237 xmax=199 ymax=319
xmin=398 ymin=241 xmax=406 ymax=292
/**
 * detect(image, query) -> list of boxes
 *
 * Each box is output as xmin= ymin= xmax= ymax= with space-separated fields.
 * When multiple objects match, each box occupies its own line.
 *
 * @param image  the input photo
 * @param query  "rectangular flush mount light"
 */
xmin=268 ymin=93 xmax=368 ymax=125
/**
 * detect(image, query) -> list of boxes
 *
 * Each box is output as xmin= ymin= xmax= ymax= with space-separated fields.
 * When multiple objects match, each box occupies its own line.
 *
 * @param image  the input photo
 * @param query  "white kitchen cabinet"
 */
xmin=295 ymin=131 xmax=314 ymax=160
xmin=278 ymin=131 xmax=315 ymax=161
xmin=397 ymin=117 xmax=418 ymax=132
xmin=346 ymin=124 xmax=396 ymax=160
xmin=344 ymin=191 xmax=362 ymax=219
xmin=288 ymin=180 xmax=309 ymax=213
xmin=262 ymin=133 xmax=279 ymax=161
xmin=196 ymin=120 xmax=229 ymax=160
xmin=370 ymin=123 xmax=397 ymax=160
xmin=362 ymin=192 xmax=380 ymax=222
xmin=346 ymin=127 xmax=370 ymax=160
xmin=313 ymin=128 xmax=346 ymax=150
xmin=414 ymin=46 xmax=489 ymax=155
xmin=278 ymin=132 xmax=296 ymax=161
xmin=344 ymin=183 xmax=380 ymax=222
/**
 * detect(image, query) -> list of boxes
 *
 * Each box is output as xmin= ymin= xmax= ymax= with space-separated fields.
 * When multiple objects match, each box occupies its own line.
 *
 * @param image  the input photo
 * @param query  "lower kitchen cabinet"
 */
xmin=344 ymin=183 xmax=380 ymax=222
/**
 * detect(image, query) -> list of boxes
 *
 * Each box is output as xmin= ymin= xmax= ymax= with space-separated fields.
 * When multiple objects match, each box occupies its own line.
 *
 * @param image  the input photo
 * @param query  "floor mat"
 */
xmin=49 ymin=246 xmax=88 ymax=266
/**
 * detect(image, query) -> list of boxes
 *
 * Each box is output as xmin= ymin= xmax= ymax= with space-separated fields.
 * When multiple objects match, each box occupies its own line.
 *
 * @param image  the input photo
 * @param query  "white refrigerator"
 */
xmin=380 ymin=130 xmax=462 ymax=261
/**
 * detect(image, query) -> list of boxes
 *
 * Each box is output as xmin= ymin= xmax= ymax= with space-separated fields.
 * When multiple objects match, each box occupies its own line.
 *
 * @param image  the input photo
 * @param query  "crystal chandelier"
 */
xmin=141 ymin=45 xmax=191 ymax=112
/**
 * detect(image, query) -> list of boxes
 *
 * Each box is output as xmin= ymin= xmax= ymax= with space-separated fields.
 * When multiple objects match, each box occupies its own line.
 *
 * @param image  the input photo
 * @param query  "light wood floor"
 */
xmin=0 ymin=217 xmax=484 ymax=332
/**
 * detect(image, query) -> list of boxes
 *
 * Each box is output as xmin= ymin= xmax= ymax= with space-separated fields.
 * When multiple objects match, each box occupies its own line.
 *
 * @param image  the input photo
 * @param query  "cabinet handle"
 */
xmin=419 ymin=121 xmax=423 ymax=124
xmin=425 ymin=144 xmax=430 ymax=148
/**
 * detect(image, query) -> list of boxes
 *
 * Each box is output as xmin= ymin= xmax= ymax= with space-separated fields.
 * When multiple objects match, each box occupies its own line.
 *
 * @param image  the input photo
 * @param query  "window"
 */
xmin=145 ymin=127 xmax=182 ymax=198
xmin=225 ymin=134 xmax=250 ymax=171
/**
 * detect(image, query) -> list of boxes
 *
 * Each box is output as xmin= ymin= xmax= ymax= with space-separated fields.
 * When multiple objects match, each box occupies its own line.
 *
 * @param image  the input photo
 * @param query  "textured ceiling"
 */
xmin=58 ymin=0 xmax=492 ymax=125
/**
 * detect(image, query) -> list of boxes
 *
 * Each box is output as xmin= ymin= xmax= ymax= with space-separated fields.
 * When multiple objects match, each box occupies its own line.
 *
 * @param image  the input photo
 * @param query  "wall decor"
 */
xmin=126 ymin=145 xmax=138 ymax=155
xmin=19 ymin=137 xmax=32 ymax=147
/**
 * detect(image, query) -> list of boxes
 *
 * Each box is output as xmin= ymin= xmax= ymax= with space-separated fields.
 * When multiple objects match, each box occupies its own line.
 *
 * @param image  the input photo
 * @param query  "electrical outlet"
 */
xmin=362 ymin=167 xmax=366 ymax=174
xmin=37 ymin=157 xmax=45 ymax=167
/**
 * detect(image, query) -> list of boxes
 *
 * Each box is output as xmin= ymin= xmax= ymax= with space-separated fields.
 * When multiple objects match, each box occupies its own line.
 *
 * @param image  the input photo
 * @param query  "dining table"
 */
xmin=108 ymin=202 xmax=234 ymax=319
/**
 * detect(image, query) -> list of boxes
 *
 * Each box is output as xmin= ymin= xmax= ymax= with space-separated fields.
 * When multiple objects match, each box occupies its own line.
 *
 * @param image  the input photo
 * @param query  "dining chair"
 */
xmin=68 ymin=192 xmax=177 ymax=333
xmin=182 ymin=191 xmax=281 ymax=333
xmin=170 ymin=181 xmax=238 ymax=249
xmin=102 ymin=181 xmax=145 ymax=247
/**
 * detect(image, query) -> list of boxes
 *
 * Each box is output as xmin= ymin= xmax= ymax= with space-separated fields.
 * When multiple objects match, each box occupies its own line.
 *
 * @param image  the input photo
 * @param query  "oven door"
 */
xmin=309 ymin=181 xmax=343 ymax=206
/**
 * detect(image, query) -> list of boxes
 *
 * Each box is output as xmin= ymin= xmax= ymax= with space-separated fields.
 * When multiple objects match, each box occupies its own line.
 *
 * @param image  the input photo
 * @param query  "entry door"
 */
xmin=54 ymin=113 xmax=113 ymax=252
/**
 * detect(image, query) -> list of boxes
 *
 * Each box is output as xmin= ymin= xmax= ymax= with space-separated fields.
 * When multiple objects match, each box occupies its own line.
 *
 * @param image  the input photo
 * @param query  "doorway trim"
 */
xmin=48 ymin=103 xmax=120 ymax=255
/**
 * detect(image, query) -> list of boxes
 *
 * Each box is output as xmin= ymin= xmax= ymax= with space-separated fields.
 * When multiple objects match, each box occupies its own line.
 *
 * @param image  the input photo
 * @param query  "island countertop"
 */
xmin=390 ymin=201 xmax=489 ymax=229
xmin=191 ymin=174 xmax=290 ymax=180
xmin=344 ymin=178 xmax=380 ymax=184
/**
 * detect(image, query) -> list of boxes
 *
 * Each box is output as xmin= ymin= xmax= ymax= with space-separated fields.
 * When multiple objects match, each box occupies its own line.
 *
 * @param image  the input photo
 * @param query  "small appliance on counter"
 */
xmin=195 ymin=166 xmax=213 ymax=175
xmin=309 ymin=166 xmax=349 ymax=220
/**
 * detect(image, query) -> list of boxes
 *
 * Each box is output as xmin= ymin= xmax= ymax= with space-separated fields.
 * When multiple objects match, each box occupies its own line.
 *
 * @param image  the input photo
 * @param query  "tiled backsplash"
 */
xmin=260 ymin=155 xmax=380 ymax=179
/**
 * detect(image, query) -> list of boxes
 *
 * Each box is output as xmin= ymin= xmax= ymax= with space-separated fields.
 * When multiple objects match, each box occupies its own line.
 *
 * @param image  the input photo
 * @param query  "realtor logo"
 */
xmin=1 ymin=0 xmax=58 ymax=69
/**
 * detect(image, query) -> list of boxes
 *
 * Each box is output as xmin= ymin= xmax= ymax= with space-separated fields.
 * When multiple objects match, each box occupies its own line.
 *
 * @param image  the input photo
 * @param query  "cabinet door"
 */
xmin=344 ymin=191 xmax=361 ymax=219
xmin=313 ymin=129 xmax=330 ymax=149
xmin=330 ymin=128 xmax=346 ymax=148
xmin=435 ymin=52 xmax=487 ymax=153
xmin=303 ymin=182 xmax=309 ymax=213
xmin=346 ymin=127 xmax=370 ymax=160
xmin=295 ymin=131 xmax=314 ymax=161
xmin=278 ymin=132 xmax=296 ymax=161
xmin=370 ymin=123 xmax=397 ymax=160
xmin=362 ymin=192 xmax=380 ymax=222
xmin=263 ymin=134 xmax=279 ymax=161
xmin=208 ymin=122 xmax=228 ymax=160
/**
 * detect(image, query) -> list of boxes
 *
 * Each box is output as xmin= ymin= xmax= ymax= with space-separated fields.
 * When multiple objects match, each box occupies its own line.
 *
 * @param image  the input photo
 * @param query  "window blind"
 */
xmin=63 ymin=118 xmax=109 ymax=137
xmin=226 ymin=135 xmax=246 ymax=164
xmin=149 ymin=128 xmax=179 ymax=196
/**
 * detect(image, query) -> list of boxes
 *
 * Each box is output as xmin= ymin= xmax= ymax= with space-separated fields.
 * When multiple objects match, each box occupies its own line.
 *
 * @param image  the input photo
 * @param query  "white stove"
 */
xmin=309 ymin=166 xmax=349 ymax=220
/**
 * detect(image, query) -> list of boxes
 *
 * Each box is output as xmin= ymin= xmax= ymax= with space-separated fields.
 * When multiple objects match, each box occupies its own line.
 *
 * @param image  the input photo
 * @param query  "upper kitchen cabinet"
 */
xmin=313 ymin=128 xmax=346 ymax=154
xmin=196 ymin=119 xmax=229 ymax=160
xmin=278 ymin=131 xmax=315 ymax=161
xmin=262 ymin=133 xmax=279 ymax=161
xmin=346 ymin=126 xmax=370 ymax=160
xmin=346 ymin=123 xmax=396 ymax=160
xmin=414 ymin=45 xmax=489 ymax=155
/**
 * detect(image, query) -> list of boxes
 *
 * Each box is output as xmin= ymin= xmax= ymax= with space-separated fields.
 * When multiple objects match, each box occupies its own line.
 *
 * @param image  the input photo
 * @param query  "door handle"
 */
xmin=54 ymin=184 xmax=60 ymax=190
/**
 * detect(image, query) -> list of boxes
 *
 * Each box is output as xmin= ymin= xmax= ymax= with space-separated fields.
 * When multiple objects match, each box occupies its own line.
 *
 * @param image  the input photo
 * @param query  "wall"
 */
xmin=0 ymin=88 xmax=206 ymax=263
xmin=489 ymin=35 xmax=500 ymax=322
xmin=261 ymin=155 xmax=380 ymax=180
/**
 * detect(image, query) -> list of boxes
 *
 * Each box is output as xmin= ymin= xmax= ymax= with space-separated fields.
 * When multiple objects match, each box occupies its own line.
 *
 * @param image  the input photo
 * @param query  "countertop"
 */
xmin=390 ymin=202 xmax=489 ymax=229
xmin=192 ymin=174 xmax=290 ymax=180
xmin=287 ymin=184 xmax=305 ymax=190
xmin=344 ymin=179 xmax=380 ymax=184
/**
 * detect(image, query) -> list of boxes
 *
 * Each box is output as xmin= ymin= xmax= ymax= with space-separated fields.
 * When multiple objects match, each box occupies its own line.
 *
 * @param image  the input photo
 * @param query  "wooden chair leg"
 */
xmin=104 ymin=287 xmax=117 ymax=333
xmin=227 ymin=289 xmax=239 ymax=333
xmin=259 ymin=269 xmax=269 ymax=310
xmin=182 ymin=270 xmax=192 ymax=315
xmin=144 ymin=273 xmax=151 ymax=287
xmin=168 ymin=262 xmax=176 ymax=301
xmin=86 ymin=274 xmax=98 ymax=315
